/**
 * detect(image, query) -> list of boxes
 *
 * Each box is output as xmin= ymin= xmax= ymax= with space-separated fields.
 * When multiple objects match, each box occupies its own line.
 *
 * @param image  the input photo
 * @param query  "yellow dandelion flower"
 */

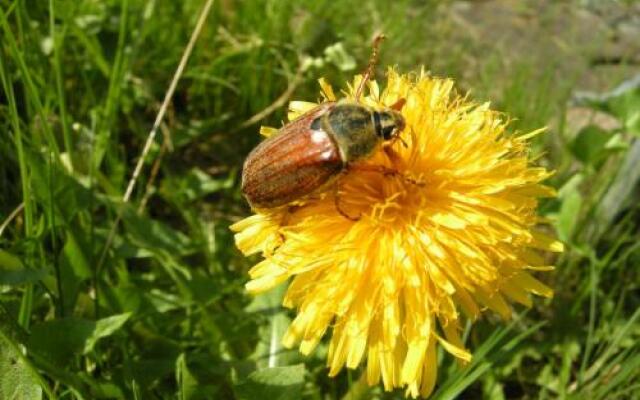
xmin=231 ymin=69 xmax=563 ymax=398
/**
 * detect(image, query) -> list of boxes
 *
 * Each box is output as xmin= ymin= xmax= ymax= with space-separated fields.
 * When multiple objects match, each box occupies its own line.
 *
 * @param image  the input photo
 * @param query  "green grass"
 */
xmin=1 ymin=0 xmax=639 ymax=399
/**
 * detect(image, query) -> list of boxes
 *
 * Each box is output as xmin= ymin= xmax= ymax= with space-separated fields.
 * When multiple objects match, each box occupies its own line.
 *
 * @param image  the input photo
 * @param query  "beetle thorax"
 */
xmin=321 ymin=102 xmax=383 ymax=163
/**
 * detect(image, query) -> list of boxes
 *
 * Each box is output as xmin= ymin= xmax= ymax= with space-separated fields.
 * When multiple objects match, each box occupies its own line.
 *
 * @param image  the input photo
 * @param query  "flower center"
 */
xmin=339 ymin=169 xmax=433 ymax=226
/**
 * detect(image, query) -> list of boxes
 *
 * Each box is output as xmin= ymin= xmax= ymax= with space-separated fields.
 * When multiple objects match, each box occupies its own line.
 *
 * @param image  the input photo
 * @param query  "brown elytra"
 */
xmin=241 ymin=102 xmax=342 ymax=208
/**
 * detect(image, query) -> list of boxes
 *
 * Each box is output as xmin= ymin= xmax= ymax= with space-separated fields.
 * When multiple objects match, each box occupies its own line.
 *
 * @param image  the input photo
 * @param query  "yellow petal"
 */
xmin=531 ymin=230 xmax=565 ymax=252
xmin=419 ymin=339 xmax=438 ymax=397
xmin=288 ymin=100 xmax=318 ymax=121
xmin=259 ymin=126 xmax=278 ymax=138
xmin=512 ymin=271 xmax=554 ymax=298
xmin=318 ymin=77 xmax=336 ymax=101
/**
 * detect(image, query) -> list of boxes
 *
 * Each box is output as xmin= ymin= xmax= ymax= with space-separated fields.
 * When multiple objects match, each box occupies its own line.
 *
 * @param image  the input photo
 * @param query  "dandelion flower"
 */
xmin=231 ymin=69 xmax=563 ymax=398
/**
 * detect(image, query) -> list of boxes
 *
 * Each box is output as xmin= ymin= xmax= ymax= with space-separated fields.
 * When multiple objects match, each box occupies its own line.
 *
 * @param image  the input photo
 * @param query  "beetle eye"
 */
xmin=382 ymin=126 xmax=395 ymax=140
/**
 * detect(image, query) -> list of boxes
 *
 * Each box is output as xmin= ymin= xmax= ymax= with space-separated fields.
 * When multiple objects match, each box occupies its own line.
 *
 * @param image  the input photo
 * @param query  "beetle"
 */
xmin=241 ymin=34 xmax=409 ymax=218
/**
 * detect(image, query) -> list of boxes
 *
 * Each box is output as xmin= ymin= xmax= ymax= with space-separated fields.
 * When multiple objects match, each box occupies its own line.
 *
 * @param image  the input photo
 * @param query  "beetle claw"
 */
xmin=333 ymin=186 xmax=360 ymax=221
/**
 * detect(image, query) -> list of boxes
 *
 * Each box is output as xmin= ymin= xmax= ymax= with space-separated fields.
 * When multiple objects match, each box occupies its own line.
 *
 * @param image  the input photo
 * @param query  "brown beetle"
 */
xmin=241 ymin=35 xmax=407 ymax=216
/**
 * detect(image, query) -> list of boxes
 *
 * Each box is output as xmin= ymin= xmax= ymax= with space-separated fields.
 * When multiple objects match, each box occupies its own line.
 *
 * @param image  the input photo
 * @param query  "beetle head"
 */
xmin=375 ymin=109 xmax=405 ymax=141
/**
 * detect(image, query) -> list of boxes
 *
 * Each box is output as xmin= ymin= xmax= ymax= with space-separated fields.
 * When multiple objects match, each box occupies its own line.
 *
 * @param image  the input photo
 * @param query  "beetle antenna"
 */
xmin=388 ymin=132 xmax=408 ymax=148
xmin=355 ymin=33 xmax=386 ymax=101
xmin=391 ymin=126 xmax=410 ymax=148
xmin=397 ymin=136 xmax=408 ymax=148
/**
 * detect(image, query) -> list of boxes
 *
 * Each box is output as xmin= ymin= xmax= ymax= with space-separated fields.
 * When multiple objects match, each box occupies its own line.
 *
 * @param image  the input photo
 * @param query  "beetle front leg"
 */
xmin=383 ymin=146 xmax=406 ymax=169
xmin=348 ymin=163 xmax=426 ymax=187
xmin=333 ymin=179 xmax=360 ymax=221
xmin=273 ymin=205 xmax=296 ymax=248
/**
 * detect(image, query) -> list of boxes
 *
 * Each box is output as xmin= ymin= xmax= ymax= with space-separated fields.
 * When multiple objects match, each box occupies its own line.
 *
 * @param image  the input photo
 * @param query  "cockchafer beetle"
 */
xmin=241 ymin=35 xmax=410 ymax=219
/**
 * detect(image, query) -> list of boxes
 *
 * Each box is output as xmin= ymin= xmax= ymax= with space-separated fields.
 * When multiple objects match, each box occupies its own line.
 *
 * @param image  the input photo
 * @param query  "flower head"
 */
xmin=231 ymin=70 xmax=563 ymax=398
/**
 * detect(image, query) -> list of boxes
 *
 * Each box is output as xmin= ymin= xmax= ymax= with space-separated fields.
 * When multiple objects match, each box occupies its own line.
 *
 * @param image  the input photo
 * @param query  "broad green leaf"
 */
xmin=570 ymin=125 xmax=610 ymax=165
xmin=185 ymin=271 xmax=225 ymax=304
xmin=161 ymin=168 xmax=234 ymax=204
xmin=604 ymin=133 xmax=629 ymax=151
xmin=246 ymin=284 xmax=293 ymax=369
xmin=235 ymin=365 xmax=305 ymax=400
xmin=58 ymin=229 xmax=92 ymax=312
xmin=0 ymin=250 xmax=48 ymax=286
xmin=590 ymin=140 xmax=640 ymax=240
xmin=28 ymin=319 xmax=96 ymax=365
xmin=557 ymin=191 xmax=582 ymax=242
xmin=128 ymin=358 xmax=178 ymax=389
xmin=27 ymin=313 xmax=130 ymax=365
xmin=0 ymin=268 xmax=48 ymax=286
xmin=84 ymin=313 xmax=131 ymax=353
xmin=100 ymin=284 xmax=146 ymax=314
xmin=0 ymin=251 xmax=23 ymax=270
xmin=176 ymin=353 xmax=200 ymax=400
xmin=0 ymin=334 xmax=43 ymax=400
xmin=0 ymin=306 xmax=29 ymax=344
xmin=574 ymin=74 xmax=640 ymax=136
xmin=122 ymin=208 xmax=192 ymax=256
xmin=59 ymin=230 xmax=92 ymax=280
xmin=25 ymin=149 xmax=92 ymax=223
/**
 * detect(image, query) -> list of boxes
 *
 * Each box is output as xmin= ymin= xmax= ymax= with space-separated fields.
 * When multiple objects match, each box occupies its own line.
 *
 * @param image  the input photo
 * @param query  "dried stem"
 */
xmin=0 ymin=202 xmax=25 ymax=237
xmin=94 ymin=0 xmax=215 ymax=281
xmin=236 ymin=61 xmax=306 ymax=131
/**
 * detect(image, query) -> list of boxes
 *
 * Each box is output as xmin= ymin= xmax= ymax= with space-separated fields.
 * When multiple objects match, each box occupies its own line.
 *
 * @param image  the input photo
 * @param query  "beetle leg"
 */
xmin=275 ymin=205 xmax=295 ymax=245
xmin=333 ymin=181 xmax=360 ymax=221
xmin=349 ymin=163 xmax=426 ymax=187
xmin=383 ymin=146 xmax=406 ymax=169
xmin=279 ymin=205 xmax=297 ymax=227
